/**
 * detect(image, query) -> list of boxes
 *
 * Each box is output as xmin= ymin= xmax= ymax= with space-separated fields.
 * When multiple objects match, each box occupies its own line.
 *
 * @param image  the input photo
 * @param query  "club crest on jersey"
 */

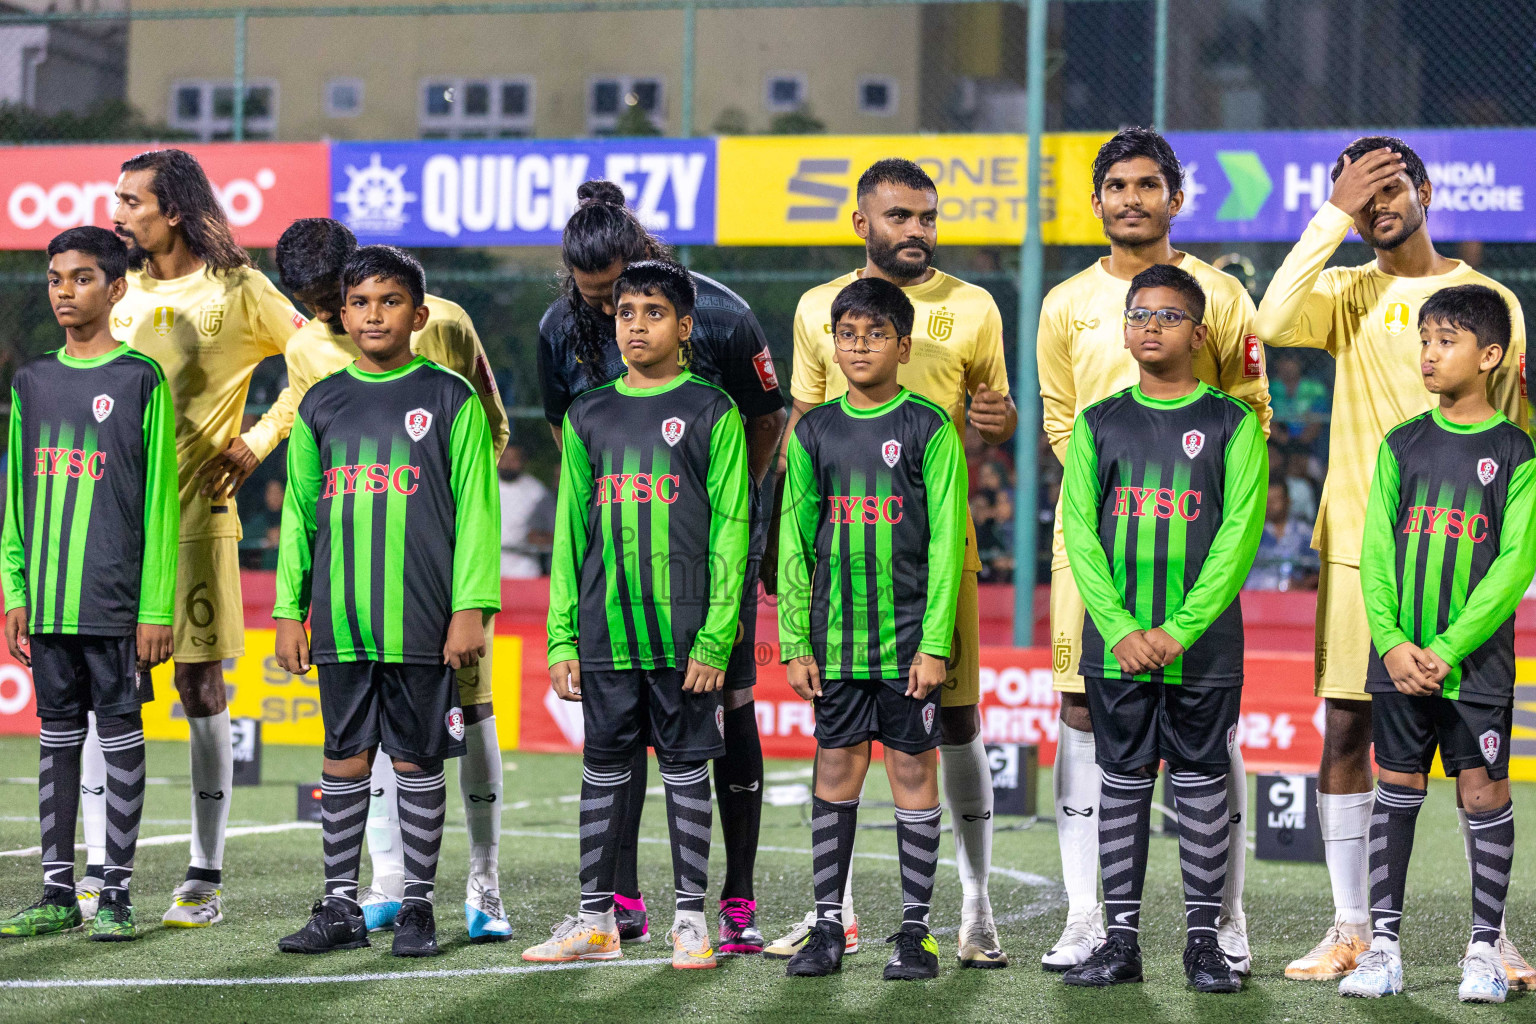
xmin=662 ymin=416 xmax=686 ymax=447
xmin=1481 ymin=729 xmax=1501 ymax=764
xmin=91 ymin=394 xmax=114 ymax=423
xmin=1384 ymin=302 xmax=1410 ymax=336
xmin=404 ymin=408 xmax=432 ymax=442
xmin=922 ymin=703 xmax=935 ymax=735
xmin=1227 ymin=723 xmax=1238 ymax=752
xmin=1182 ymin=430 xmax=1206 ymax=459
xmin=881 ymin=439 xmax=902 ymax=467
xmin=716 ymin=706 xmax=725 ymax=738
xmin=152 ymin=306 xmax=175 ymax=337
xmin=446 ymin=707 xmax=465 ymax=742
xmin=198 ymin=303 xmax=225 ymax=336
xmin=928 ymin=307 xmax=954 ymax=342
xmin=1052 ymin=632 xmax=1073 ymax=675
xmin=1479 ymin=458 xmax=1499 ymax=486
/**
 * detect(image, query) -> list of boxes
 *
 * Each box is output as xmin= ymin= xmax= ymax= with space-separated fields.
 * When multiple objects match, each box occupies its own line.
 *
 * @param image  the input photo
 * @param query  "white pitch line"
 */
xmin=0 ymin=821 xmax=316 ymax=859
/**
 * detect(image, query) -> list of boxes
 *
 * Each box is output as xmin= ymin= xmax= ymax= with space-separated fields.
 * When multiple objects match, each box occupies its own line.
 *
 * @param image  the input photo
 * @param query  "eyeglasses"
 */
xmin=834 ymin=328 xmax=894 ymax=352
xmin=1124 ymin=307 xmax=1196 ymax=328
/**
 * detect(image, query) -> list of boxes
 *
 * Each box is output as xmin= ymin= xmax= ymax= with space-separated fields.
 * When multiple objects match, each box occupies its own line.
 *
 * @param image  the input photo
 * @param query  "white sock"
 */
xmin=187 ymin=711 xmax=233 ymax=872
xmin=459 ymin=715 xmax=503 ymax=896
xmin=1372 ymin=934 xmax=1401 ymax=957
xmin=1459 ymin=808 xmax=1509 ymax=938
xmin=1222 ymin=742 xmax=1247 ymax=920
xmin=81 ymin=712 xmax=107 ymax=870
xmin=579 ymin=907 xmax=616 ymax=931
xmin=941 ymin=737 xmax=994 ymax=902
xmin=366 ymin=754 xmax=405 ymax=899
xmin=1053 ymin=721 xmax=1101 ymax=918
xmin=1319 ymin=790 xmax=1373 ymax=928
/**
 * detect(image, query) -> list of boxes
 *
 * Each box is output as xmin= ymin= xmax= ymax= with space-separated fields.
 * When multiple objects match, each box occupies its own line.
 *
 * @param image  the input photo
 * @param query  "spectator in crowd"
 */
xmin=1269 ymin=352 xmax=1329 ymax=448
xmin=498 ymin=443 xmax=555 ymax=578
xmin=1245 ymin=480 xmax=1319 ymax=591
xmin=972 ymin=460 xmax=1014 ymax=582
xmin=1280 ymin=441 xmax=1323 ymax=525
xmin=238 ymin=477 xmax=286 ymax=570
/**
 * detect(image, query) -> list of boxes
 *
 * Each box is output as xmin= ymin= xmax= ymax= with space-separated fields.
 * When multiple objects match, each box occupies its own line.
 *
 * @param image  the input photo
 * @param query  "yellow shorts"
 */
xmin=174 ymin=535 xmax=244 ymax=663
xmin=1315 ymin=560 xmax=1371 ymax=701
xmin=1049 ymin=564 xmax=1086 ymax=694
xmin=454 ymin=611 xmax=497 ymax=707
xmin=940 ymin=569 xmax=980 ymax=708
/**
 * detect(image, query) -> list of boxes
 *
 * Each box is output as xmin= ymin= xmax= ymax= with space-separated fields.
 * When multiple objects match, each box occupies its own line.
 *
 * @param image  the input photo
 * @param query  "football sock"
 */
xmin=1366 ymin=781 xmax=1424 ymax=955
xmin=1466 ymin=801 xmax=1515 ymax=949
xmin=578 ymin=758 xmax=630 ymax=926
xmin=614 ymin=742 xmax=648 ymax=901
xmin=1054 ymin=722 xmax=1102 ymax=918
xmin=97 ymin=713 xmax=145 ymax=902
xmin=458 ymin=714 xmax=502 ymax=896
xmin=940 ymin=736 xmax=994 ymax=901
xmin=1459 ymin=808 xmax=1510 ymax=937
xmin=320 ymin=773 xmax=371 ymax=906
xmin=811 ymin=796 xmax=858 ymax=929
xmin=38 ymin=717 xmax=87 ymax=900
xmin=81 ymin=712 xmax=107 ymax=873
xmin=1170 ymin=770 xmax=1230 ymax=943
xmin=894 ymin=804 xmax=942 ymax=930
xmin=365 ymin=755 xmax=405 ymax=898
xmin=1099 ymin=769 xmax=1155 ymax=944
xmin=396 ymin=765 xmax=447 ymax=906
xmin=186 ymin=710 xmax=232 ymax=885
xmin=1320 ymin=790 xmax=1373 ymax=928
xmin=714 ymin=703 xmax=762 ymax=901
xmin=1222 ymin=742 xmax=1247 ymax=921
xmin=659 ymin=759 xmax=712 ymax=916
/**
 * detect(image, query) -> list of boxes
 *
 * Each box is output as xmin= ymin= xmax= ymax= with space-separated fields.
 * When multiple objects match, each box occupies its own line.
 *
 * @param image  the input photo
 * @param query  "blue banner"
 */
xmin=1164 ymin=130 xmax=1532 ymax=243
xmin=329 ymin=139 xmax=716 ymax=247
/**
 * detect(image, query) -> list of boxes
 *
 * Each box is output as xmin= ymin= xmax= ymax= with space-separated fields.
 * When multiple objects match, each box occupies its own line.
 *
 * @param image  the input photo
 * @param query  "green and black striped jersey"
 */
xmin=274 ymin=356 xmax=501 ymax=664
xmin=548 ymin=371 xmax=750 ymax=672
xmin=777 ymin=390 xmax=965 ymax=682
xmin=1062 ymin=381 xmax=1267 ymax=685
xmin=1362 ymin=408 xmax=1536 ymax=704
xmin=1 ymin=345 xmax=178 ymax=635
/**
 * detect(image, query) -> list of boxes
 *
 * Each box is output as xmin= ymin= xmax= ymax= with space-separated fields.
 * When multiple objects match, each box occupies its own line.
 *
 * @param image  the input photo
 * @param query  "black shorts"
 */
xmin=815 ymin=677 xmax=941 ymax=756
xmin=318 ymin=660 xmax=466 ymax=764
xmin=725 ymin=483 xmax=767 ymax=691
xmin=30 ymin=633 xmax=147 ymax=719
xmin=1372 ymin=690 xmax=1511 ymax=780
xmin=583 ymin=666 xmax=725 ymax=761
xmin=1085 ymin=677 xmax=1241 ymax=774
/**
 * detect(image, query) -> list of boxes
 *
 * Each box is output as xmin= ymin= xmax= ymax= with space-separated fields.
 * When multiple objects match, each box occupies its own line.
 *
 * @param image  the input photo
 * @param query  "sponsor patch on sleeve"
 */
xmin=1243 ymin=334 xmax=1263 ymax=379
xmin=291 ymin=311 xmax=308 ymax=331
xmin=474 ymin=352 xmax=500 ymax=394
xmin=752 ymin=347 xmax=780 ymax=391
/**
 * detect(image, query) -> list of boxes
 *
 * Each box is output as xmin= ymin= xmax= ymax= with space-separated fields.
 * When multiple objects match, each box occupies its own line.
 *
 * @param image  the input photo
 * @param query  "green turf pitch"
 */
xmin=0 ymin=738 xmax=1531 ymax=1023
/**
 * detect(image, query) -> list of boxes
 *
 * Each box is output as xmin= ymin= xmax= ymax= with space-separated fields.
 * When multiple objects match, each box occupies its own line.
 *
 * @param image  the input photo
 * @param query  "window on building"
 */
xmin=764 ymin=73 xmax=806 ymax=113
xmin=857 ymin=76 xmax=898 ymax=116
xmin=168 ymin=80 xmax=278 ymax=140
xmin=587 ymin=75 xmax=664 ymax=133
xmin=325 ymin=78 xmax=364 ymax=118
xmin=419 ymin=77 xmax=535 ymax=138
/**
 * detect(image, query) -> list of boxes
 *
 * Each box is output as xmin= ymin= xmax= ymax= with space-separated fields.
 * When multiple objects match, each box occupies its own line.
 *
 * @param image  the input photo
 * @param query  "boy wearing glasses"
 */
xmin=1059 ymin=264 xmax=1267 ymax=993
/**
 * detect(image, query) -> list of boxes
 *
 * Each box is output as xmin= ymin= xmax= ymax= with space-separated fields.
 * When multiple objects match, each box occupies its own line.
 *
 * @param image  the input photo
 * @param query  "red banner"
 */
xmin=0 ymin=143 xmax=330 ymax=250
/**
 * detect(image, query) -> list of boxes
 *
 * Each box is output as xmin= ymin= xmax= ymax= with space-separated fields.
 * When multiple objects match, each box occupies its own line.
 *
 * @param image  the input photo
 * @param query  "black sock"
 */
xmin=811 ymin=796 xmax=858 ymax=929
xmin=615 ymin=743 xmax=648 ymax=902
xmin=659 ymin=759 xmax=712 ymax=916
xmin=1100 ymin=769 xmax=1156 ymax=944
xmin=714 ymin=703 xmax=763 ymax=901
xmin=579 ymin=758 xmax=631 ymax=919
xmin=1368 ymin=781 xmax=1425 ymax=947
xmin=38 ymin=718 xmax=87 ymax=901
xmin=396 ymin=765 xmax=446 ymax=907
xmin=319 ymin=772 xmax=371 ymax=906
xmin=1169 ymin=770 xmax=1229 ymax=944
xmin=894 ymin=805 xmax=942 ymax=930
xmin=1467 ymin=801 xmax=1514 ymax=948
xmin=97 ymin=713 xmax=146 ymax=903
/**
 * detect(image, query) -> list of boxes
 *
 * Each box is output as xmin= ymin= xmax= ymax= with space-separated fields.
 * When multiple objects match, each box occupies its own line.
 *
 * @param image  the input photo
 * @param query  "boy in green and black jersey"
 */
xmin=1061 ymin=264 xmax=1266 ymax=993
xmin=0 ymin=227 xmax=177 ymax=942
xmin=777 ymin=277 xmax=965 ymax=982
xmin=1344 ymin=284 xmax=1536 ymax=1004
xmin=273 ymin=245 xmax=500 ymax=959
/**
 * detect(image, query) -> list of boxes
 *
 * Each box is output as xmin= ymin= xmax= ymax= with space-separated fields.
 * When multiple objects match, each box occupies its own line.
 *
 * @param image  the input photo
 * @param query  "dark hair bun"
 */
xmin=576 ymin=180 xmax=627 ymax=208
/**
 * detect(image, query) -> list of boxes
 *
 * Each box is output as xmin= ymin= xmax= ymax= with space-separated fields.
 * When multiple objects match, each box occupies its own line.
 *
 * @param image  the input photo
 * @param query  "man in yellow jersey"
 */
xmin=1257 ymin=136 xmax=1533 ymax=988
xmin=771 ymin=158 xmax=1017 ymax=969
xmin=239 ymin=218 xmax=512 ymax=942
xmin=92 ymin=149 xmax=303 ymax=928
xmin=1036 ymin=128 xmax=1271 ymax=976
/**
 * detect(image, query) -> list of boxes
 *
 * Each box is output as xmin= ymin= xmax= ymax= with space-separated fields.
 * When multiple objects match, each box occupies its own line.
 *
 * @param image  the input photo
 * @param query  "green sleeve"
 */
xmin=546 ymin=414 xmax=593 ymax=666
xmin=691 ymin=409 xmax=750 ymax=671
xmin=1360 ymin=439 xmax=1410 ymax=654
xmin=137 ymin=377 xmax=179 ymax=625
xmin=1161 ymin=411 xmax=1269 ymax=649
xmin=1 ymin=390 xmax=26 ymax=615
xmin=776 ymin=430 xmax=820 ymax=662
xmin=1428 ymin=456 xmax=1536 ymax=667
xmin=447 ymin=396 xmax=502 ymax=614
xmin=273 ymin=415 xmax=322 ymax=621
xmin=918 ymin=420 xmax=965 ymax=658
xmin=1061 ymin=415 xmax=1141 ymax=649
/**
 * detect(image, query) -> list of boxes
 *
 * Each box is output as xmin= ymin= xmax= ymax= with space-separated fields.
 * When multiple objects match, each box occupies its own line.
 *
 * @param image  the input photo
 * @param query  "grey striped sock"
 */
xmin=1100 ymin=770 xmax=1156 ymax=941
xmin=579 ymin=759 xmax=632 ymax=919
xmin=397 ymin=767 xmax=447 ymax=905
xmin=1368 ymin=781 xmax=1425 ymax=945
xmin=811 ymin=796 xmax=858 ymax=928
xmin=320 ymin=773 xmax=371 ymax=905
xmin=894 ymin=805 xmax=942 ymax=929
xmin=38 ymin=719 xmax=87 ymax=899
xmin=659 ymin=760 xmax=712 ymax=915
xmin=97 ymin=716 xmax=146 ymax=900
xmin=1170 ymin=770 xmax=1229 ymax=942
xmin=1467 ymin=801 xmax=1514 ymax=947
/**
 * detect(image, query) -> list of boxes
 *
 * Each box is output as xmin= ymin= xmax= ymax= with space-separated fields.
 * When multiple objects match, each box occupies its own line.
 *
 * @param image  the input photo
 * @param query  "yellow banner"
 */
xmin=141 ymin=630 xmax=522 ymax=749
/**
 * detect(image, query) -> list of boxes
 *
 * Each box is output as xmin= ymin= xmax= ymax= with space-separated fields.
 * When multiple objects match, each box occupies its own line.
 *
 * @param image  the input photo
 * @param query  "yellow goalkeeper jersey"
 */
xmin=1038 ymin=252 xmax=1273 ymax=570
xmin=1256 ymin=202 xmax=1529 ymax=565
xmin=112 ymin=264 xmax=304 ymax=541
xmin=242 ymin=294 xmax=511 ymax=462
